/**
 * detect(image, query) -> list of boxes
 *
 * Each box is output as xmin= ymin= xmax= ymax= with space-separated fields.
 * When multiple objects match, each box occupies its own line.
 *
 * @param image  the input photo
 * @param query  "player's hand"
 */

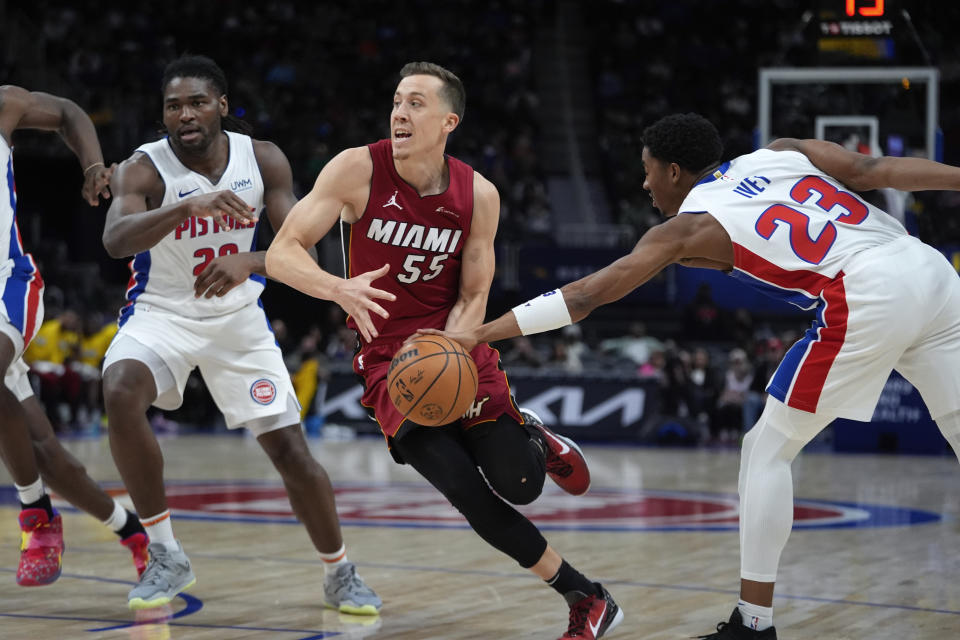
xmin=412 ymin=328 xmax=479 ymax=353
xmin=81 ymin=162 xmax=117 ymax=206
xmin=194 ymin=252 xmax=255 ymax=298
xmin=333 ymin=263 xmax=396 ymax=343
xmin=184 ymin=190 xmax=258 ymax=230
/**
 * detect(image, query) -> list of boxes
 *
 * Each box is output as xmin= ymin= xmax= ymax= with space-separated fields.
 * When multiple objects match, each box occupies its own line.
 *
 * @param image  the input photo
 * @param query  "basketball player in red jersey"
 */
xmin=266 ymin=62 xmax=623 ymax=640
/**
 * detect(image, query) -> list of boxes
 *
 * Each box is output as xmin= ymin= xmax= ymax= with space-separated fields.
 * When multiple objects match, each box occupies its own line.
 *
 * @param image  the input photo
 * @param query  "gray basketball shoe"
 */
xmin=323 ymin=562 xmax=382 ymax=615
xmin=128 ymin=541 xmax=197 ymax=610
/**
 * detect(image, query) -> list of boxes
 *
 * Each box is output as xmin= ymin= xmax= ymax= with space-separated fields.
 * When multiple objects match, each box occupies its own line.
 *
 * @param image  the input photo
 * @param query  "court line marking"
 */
xmin=0 ymin=568 xmax=360 ymax=638
xmin=0 ymin=612 xmax=339 ymax=638
xmin=13 ymin=552 xmax=958 ymax=620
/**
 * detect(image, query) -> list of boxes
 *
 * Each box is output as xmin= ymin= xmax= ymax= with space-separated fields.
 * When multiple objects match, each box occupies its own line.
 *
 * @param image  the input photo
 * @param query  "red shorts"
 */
xmin=353 ymin=339 xmax=523 ymax=438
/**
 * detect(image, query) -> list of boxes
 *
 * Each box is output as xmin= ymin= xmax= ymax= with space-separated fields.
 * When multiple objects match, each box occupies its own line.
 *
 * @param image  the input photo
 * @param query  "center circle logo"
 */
xmin=250 ymin=379 xmax=277 ymax=405
xmin=157 ymin=483 xmax=941 ymax=532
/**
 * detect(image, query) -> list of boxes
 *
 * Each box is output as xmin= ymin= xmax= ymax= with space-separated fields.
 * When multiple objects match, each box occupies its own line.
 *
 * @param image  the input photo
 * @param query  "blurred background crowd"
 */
xmin=2 ymin=0 xmax=958 ymax=443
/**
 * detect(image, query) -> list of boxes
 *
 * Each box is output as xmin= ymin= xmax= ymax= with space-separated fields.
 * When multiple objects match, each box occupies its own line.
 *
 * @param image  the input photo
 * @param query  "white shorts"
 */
xmin=4 ymin=357 xmax=34 ymax=402
xmin=768 ymin=236 xmax=960 ymax=421
xmin=0 ymin=268 xmax=45 ymax=357
xmin=102 ymin=302 xmax=300 ymax=435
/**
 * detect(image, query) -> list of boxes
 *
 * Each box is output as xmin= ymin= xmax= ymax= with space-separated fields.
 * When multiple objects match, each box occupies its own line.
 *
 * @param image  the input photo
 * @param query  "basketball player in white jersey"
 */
xmin=100 ymin=56 xmax=381 ymax=613
xmin=0 ymin=85 xmax=153 ymax=586
xmin=421 ymin=112 xmax=960 ymax=639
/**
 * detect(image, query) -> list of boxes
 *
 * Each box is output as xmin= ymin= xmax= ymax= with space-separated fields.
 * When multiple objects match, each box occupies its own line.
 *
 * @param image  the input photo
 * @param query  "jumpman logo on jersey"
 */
xmin=383 ymin=190 xmax=403 ymax=210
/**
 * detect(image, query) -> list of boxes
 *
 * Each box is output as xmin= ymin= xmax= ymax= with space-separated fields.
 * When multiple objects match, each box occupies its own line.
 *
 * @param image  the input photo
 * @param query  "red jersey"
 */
xmin=346 ymin=139 xmax=475 ymax=346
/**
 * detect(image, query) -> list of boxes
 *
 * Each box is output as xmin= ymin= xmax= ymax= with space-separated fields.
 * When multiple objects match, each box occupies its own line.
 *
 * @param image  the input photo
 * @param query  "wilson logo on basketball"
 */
xmin=250 ymin=379 xmax=277 ymax=405
xmin=390 ymin=348 xmax=419 ymax=372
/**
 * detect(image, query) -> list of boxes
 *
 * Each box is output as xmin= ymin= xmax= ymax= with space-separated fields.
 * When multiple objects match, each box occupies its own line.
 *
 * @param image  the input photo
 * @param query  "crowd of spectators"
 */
xmin=6 ymin=1 xmax=555 ymax=245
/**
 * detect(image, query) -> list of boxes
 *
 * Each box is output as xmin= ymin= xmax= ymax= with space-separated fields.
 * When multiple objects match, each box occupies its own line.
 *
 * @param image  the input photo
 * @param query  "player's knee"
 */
xmin=436 ymin=475 xmax=488 ymax=515
xmin=102 ymin=367 xmax=152 ymax=416
xmin=485 ymin=467 xmax=544 ymax=505
xmin=263 ymin=431 xmax=319 ymax=478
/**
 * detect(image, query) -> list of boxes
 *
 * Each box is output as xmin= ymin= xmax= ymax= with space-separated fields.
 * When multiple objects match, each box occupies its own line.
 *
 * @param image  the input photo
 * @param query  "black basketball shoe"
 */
xmin=698 ymin=608 xmax=777 ymax=639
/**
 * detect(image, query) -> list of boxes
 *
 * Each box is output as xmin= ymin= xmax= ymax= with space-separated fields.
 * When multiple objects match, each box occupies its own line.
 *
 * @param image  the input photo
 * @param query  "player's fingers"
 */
xmin=364 ymin=263 xmax=390 ymax=281
xmin=368 ymin=301 xmax=390 ymax=320
xmin=100 ymin=184 xmax=112 ymax=200
xmin=222 ymin=193 xmax=257 ymax=220
xmin=213 ymin=280 xmax=240 ymax=298
xmin=194 ymin=266 xmax=217 ymax=296
xmin=203 ymin=278 xmax=223 ymax=298
xmin=213 ymin=211 xmax=230 ymax=230
xmin=369 ymin=287 xmax=396 ymax=302
xmin=356 ymin=320 xmax=373 ymax=343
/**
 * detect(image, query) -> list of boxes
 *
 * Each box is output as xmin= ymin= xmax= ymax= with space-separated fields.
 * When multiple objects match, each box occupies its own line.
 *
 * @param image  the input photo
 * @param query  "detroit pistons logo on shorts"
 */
xmin=250 ymin=379 xmax=277 ymax=405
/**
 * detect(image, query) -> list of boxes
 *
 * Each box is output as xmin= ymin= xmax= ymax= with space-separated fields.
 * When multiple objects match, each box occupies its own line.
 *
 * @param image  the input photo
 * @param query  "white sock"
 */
xmin=140 ymin=510 xmax=178 ymax=551
xmin=102 ymin=499 xmax=128 ymax=532
xmin=738 ymin=600 xmax=774 ymax=632
xmin=319 ymin=544 xmax=348 ymax=576
xmin=15 ymin=477 xmax=46 ymax=505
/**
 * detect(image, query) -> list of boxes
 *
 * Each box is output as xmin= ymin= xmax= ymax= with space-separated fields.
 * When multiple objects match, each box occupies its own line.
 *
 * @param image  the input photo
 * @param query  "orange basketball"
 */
xmin=387 ymin=335 xmax=479 ymax=427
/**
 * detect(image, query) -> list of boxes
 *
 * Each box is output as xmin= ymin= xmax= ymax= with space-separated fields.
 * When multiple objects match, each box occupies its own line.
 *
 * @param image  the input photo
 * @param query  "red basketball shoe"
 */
xmin=521 ymin=408 xmax=591 ymax=495
xmin=17 ymin=508 xmax=64 ymax=586
xmin=558 ymin=583 xmax=624 ymax=639
xmin=121 ymin=531 xmax=150 ymax=578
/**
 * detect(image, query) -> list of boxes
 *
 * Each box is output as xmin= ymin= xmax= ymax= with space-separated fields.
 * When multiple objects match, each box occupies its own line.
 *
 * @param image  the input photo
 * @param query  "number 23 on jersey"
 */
xmin=754 ymin=175 xmax=869 ymax=264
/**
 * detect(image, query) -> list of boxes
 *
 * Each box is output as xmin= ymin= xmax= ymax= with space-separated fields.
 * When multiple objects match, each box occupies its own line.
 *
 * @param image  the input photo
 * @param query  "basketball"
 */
xmin=387 ymin=335 xmax=479 ymax=427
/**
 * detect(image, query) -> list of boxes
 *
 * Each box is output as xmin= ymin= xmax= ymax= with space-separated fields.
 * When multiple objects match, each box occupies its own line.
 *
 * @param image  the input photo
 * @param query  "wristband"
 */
xmin=83 ymin=161 xmax=105 ymax=175
xmin=511 ymin=289 xmax=572 ymax=336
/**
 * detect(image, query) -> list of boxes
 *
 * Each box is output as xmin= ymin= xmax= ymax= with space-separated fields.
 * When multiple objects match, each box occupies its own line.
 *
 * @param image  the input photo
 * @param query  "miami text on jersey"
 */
xmin=366 ymin=218 xmax=462 ymax=253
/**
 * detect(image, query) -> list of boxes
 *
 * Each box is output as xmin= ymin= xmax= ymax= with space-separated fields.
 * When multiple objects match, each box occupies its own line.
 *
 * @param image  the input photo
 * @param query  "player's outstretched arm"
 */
xmin=0 ymin=85 xmax=114 ymax=205
xmin=264 ymin=147 xmax=396 ymax=342
xmin=422 ymin=213 xmax=714 ymax=351
xmin=768 ymin=138 xmax=960 ymax=193
xmin=103 ymin=154 xmax=256 ymax=258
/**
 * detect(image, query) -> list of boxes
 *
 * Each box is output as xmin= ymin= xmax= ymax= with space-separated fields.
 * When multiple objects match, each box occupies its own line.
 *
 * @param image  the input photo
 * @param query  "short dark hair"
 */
xmin=399 ymin=62 xmax=465 ymax=120
xmin=162 ymin=54 xmax=228 ymax=96
xmin=161 ymin=54 xmax=251 ymax=135
xmin=641 ymin=113 xmax=723 ymax=173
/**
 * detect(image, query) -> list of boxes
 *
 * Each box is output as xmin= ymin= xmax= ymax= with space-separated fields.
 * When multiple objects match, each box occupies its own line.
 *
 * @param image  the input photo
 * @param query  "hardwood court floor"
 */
xmin=1 ymin=432 xmax=958 ymax=639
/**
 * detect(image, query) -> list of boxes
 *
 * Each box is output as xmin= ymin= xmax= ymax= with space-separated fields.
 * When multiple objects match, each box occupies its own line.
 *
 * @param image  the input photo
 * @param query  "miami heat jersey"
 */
xmin=347 ymin=139 xmax=474 ymax=345
xmin=120 ymin=131 xmax=264 ymax=324
xmin=679 ymin=148 xmax=907 ymax=310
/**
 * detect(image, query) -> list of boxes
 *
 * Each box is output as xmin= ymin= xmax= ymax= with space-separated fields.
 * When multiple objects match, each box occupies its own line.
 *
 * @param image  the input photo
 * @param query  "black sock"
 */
xmin=116 ymin=510 xmax=146 ymax=539
xmin=21 ymin=494 xmax=55 ymax=520
xmin=545 ymin=559 xmax=600 ymax=600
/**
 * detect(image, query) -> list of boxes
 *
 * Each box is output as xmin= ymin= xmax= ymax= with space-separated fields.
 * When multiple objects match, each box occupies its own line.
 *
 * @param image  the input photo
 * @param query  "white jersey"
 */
xmin=0 ymin=136 xmax=40 ymax=279
xmin=0 ymin=136 xmax=44 ymax=350
xmin=678 ymin=148 xmax=907 ymax=310
xmin=120 ymin=131 xmax=265 ymax=324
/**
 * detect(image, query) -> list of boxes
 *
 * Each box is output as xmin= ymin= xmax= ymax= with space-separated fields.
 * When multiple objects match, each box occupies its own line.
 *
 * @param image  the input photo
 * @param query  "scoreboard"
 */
xmin=816 ymin=0 xmax=908 ymax=62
